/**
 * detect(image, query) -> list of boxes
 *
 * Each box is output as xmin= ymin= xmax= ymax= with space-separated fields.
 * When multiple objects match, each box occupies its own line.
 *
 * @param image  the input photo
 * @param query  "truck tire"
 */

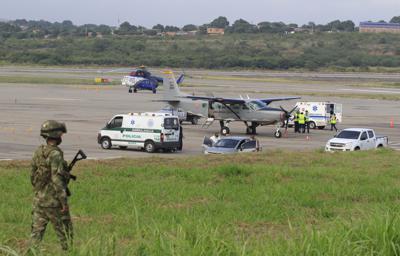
xmin=144 ymin=141 xmax=156 ymax=153
xmin=101 ymin=137 xmax=112 ymax=149
xmin=309 ymin=121 xmax=316 ymax=129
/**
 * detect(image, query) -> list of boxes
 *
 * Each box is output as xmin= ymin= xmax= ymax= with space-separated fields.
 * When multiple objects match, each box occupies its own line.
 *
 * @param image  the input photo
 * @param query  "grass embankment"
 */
xmin=0 ymin=75 xmax=119 ymax=86
xmin=1 ymin=149 xmax=400 ymax=255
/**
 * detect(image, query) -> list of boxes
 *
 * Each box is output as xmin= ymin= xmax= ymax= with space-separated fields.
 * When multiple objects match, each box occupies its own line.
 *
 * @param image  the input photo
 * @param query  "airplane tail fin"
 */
xmin=163 ymin=70 xmax=182 ymax=101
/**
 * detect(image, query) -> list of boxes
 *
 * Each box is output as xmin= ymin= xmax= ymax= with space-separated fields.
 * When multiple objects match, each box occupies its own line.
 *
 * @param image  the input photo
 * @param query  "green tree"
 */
xmin=390 ymin=16 xmax=400 ymax=23
xmin=230 ymin=19 xmax=257 ymax=33
xmin=210 ymin=16 xmax=229 ymax=28
xmin=152 ymin=24 xmax=164 ymax=32
xmin=182 ymin=24 xmax=197 ymax=32
xmin=164 ymin=25 xmax=180 ymax=32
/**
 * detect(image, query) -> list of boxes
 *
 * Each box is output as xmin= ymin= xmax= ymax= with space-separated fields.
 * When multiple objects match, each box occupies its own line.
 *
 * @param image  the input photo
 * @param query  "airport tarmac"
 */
xmin=0 ymin=67 xmax=399 ymax=160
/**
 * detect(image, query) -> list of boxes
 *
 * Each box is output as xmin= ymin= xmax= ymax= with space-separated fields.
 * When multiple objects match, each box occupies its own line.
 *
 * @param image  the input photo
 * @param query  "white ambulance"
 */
xmin=97 ymin=112 xmax=181 ymax=153
xmin=289 ymin=102 xmax=343 ymax=129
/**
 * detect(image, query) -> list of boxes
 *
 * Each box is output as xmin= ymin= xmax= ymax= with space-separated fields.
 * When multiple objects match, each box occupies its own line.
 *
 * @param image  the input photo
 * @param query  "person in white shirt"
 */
xmin=210 ymin=132 xmax=220 ymax=145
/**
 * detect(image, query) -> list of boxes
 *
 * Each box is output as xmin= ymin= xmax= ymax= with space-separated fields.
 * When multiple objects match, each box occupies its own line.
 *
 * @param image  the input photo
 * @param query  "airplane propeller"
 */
xmin=280 ymin=105 xmax=298 ymax=133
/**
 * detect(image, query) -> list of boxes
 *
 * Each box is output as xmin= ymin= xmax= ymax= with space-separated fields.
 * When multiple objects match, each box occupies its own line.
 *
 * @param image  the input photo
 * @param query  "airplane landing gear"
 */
xmin=221 ymin=126 xmax=230 ymax=135
xmin=274 ymin=130 xmax=282 ymax=138
xmin=220 ymin=120 xmax=230 ymax=135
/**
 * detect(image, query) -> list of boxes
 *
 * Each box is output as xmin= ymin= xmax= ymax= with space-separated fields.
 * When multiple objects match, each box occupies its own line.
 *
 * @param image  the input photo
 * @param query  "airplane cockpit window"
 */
xmin=247 ymin=100 xmax=266 ymax=110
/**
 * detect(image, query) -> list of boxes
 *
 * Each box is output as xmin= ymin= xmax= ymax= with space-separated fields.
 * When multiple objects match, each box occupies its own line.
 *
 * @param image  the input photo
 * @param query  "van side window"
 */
xmin=109 ymin=116 xmax=123 ymax=128
xmin=368 ymin=131 xmax=374 ymax=138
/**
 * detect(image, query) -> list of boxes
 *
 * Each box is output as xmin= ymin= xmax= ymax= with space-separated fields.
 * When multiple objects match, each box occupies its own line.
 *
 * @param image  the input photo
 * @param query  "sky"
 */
xmin=1 ymin=0 xmax=400 ymax=27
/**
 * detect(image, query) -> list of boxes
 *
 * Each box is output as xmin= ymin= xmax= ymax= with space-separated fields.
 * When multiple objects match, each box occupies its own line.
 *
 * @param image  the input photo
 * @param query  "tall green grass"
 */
xmin=1 ymin=149 xmax=400 ymax=255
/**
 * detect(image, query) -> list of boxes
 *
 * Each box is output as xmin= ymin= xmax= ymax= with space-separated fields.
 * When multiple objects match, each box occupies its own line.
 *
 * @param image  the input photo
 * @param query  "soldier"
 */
xmin=30 ymin=120 xmax=73 ymax=251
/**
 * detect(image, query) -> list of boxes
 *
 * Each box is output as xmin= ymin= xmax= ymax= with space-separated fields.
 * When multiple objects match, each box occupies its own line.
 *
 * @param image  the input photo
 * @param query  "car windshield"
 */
xmin=164 ymin=117 xmax=179 ymax=129
xmin=247 ymin=100 xmax=266 ymax=110
xmin=336 ymin=130 xmax=360 ymax=139
xmin=214 ymin=139 xmax=239 ymax=148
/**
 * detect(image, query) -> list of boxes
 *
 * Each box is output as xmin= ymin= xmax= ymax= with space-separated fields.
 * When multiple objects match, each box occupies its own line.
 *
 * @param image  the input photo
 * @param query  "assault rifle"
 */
xmin=66 ymin=149 xmax=87 ymax=196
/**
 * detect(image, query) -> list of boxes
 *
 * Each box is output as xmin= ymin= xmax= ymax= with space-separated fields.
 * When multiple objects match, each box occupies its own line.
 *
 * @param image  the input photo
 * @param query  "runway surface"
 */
xmin=0 ymin=67 xmax=399 ymax=160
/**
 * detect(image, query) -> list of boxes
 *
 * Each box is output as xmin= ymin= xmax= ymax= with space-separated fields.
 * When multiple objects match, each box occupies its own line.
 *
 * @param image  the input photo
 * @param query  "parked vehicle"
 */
xmin=202 ymin=136 xmax=260 ymax=154
xmin=98 ymin=112 xmax=180 ymax=153
xmin=287 ymin=102 xmax=343 ymax=129
xmin=325 ymin=128 xmax=388 ymax=152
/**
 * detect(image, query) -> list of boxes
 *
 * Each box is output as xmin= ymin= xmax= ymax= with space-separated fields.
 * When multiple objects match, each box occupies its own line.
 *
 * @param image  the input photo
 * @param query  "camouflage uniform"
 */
xmin=30 ymin=121 xmax=72 ymax=250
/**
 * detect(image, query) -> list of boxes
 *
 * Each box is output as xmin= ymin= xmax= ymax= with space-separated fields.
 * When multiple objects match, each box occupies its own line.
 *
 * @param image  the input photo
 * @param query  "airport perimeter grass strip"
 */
xmin=1 ymin=149 xmax=400 ymax=255
xmin=0 ymin=76 xmax=120 ymax=86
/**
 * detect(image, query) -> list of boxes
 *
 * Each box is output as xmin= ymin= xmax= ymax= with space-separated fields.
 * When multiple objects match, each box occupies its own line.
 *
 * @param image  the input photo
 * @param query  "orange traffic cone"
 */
xmin=390 ymin=119 xmax=394 ymax=128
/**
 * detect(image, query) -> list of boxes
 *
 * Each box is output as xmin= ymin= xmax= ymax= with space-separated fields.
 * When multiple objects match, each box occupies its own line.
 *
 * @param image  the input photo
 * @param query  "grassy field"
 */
xmin=0 ymin=75 xmax=120 ymax=86
xmin=1 ymin=149 xmax=400 ymax=255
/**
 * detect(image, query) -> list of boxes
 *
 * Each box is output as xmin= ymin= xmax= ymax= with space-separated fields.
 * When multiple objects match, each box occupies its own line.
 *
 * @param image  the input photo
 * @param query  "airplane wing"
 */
xmin=184 ymin=96 xmax=246 ymax=104
xmin=259 ymin=96 xmax=301 ymax=105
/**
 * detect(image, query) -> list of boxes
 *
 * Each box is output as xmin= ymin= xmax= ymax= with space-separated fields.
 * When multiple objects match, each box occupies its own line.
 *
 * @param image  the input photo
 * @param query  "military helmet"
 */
xmin=40 ymin=120 xmax=67 ymax=138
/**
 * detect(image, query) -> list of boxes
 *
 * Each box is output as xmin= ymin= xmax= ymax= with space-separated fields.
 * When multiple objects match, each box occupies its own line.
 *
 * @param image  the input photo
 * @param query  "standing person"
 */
xmin=330 ymin=113 xmax=338 ymax=132
xmin=210 ymin=132 xmax=220 ymax=145
xmin=298 ymin=112 xmax=306 ymax=133
xmin=305 ymin=110 xmax=310 ymax=134
xmin=178 ymin=125 xmax=183 ymax=151
xmin=250 ymin=135 xmax=261 ymax=152
xmin=294 ymin=110 xmax=300 ymax=133
xmin=30 ymin=120 xmax=73 ymax=251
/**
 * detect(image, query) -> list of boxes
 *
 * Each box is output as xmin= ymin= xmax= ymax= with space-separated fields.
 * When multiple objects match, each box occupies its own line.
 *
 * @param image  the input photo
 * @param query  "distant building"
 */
xmin=207 ymin=27 xmax=225 ymax=35
xmin=165 ymin=31 xmax=177 ymax=36
xmin=359 ymin=22 xmax=400 ymax=33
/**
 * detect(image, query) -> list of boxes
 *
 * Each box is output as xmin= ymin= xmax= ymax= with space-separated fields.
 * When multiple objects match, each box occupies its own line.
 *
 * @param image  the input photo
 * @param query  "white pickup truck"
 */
xmin=325 ymin=128 xmax=388 ymax=152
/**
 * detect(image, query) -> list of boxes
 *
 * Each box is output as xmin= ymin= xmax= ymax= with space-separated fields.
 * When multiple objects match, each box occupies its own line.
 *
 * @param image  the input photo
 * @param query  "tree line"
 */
xmin=1 ymin=15 xmax=400 ymax=39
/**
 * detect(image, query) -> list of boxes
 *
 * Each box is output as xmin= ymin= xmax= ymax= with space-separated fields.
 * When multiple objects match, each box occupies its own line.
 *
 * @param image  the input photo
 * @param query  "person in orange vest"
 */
xmin=330 ymin=113 xmax=338 ymax=131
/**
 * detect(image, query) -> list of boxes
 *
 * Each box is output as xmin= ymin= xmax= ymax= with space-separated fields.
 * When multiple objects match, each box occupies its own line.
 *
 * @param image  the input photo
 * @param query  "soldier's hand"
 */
xmin=61 ymin=205 xmax=69 ymax=213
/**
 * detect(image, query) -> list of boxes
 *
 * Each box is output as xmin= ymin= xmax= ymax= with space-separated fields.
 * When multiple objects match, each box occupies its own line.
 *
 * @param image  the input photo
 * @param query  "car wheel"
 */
xmin=144 ymin=141 xmax=156 ymax=153
xmin=309 ymin=121 xmax=316 ymax=129
xmin=152 ymin=89 xmax=156 ymax=94
xmin=101 ymin=137 xmax=112 ymax=149
xmin=221 ymin=126 xmax=230 ymax=135
xmin=354 ymin=147 xmax=360 ymax=151
xmin=274 ymin=130 xmax=282 ymax=138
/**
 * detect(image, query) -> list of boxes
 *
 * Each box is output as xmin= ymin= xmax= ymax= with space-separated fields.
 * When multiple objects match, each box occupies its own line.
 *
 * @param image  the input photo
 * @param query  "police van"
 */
xmin=288 ymin=102 xmax=343 ymax=129
xmin=97 ymin=112 xmax=181 ymax=153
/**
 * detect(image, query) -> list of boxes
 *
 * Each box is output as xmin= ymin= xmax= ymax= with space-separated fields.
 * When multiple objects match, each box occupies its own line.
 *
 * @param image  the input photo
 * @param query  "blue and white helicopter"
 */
xmin=122 ymin=67 xmax=185 ymax=94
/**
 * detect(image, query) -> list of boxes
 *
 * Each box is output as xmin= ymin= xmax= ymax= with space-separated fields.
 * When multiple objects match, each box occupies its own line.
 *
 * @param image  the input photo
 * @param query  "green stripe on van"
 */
xmin=103 ymin=127 xmax=162 ymax=133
